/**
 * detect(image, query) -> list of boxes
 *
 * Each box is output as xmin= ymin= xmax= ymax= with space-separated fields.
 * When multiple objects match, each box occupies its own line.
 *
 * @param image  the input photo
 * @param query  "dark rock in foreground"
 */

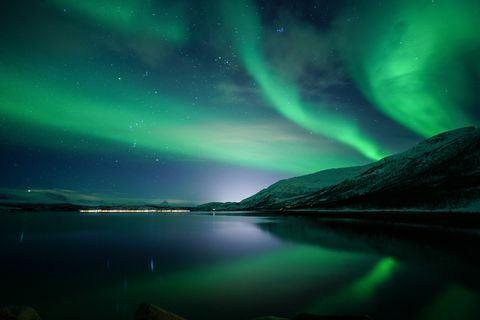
xmin=0 ymin=306 xmax=41 ymax=320
xmin=0 ymin=303 xmax=372 ymax=320
xmin=252 ymin=315 xmax=371 ymax=320
xmin=135 ymin=303 xmax=372 ymax=320
xmin=291 ymin=314 xmax=372 ymax=320
xmin=135 ymin=303 xmax=186 ymax=320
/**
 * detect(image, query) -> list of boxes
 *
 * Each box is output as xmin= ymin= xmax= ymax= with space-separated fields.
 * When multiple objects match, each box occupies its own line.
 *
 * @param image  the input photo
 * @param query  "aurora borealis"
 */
xmin=1 ymin=0 xmax=479 ymax=202
xmin=340 ymin=0 xmax=480 ymax=137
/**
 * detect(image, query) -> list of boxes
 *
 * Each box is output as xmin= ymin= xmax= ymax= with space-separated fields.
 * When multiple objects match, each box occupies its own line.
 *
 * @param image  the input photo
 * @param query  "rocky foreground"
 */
xmin=0 ymin=303 xmax=371 ymax=320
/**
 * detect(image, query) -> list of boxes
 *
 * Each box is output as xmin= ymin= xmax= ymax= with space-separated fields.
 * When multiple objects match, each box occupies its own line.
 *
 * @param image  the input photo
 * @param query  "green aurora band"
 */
xmin=2 ymin=0 xmax=478 ymax=178
xmin=340 ymin=0 xmax=480 ymax=137
xmin=219 ymin=0 xmax=385 ymax=161
xmin=0 ymin=63 xmax=362 ymax=174
xmin=48 ymin=0 xmax=188 ymax=44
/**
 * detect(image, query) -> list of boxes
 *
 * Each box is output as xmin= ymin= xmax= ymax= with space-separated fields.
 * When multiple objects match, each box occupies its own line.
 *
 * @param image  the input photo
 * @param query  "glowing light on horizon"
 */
xmin=79 ymin=209 xmax=190 ymax=213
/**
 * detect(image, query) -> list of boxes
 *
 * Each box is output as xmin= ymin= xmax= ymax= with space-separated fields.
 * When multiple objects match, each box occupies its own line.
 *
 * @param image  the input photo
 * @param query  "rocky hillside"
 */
xmin=199 ymin=127 xmax=480 ymax=211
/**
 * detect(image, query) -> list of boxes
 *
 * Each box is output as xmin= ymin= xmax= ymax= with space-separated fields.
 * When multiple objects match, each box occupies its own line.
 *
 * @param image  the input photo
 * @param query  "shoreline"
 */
xmin=2 ymin=205 xmax=480 ymax=229
xmin=215 ymin=210 xmax=480 ymax=229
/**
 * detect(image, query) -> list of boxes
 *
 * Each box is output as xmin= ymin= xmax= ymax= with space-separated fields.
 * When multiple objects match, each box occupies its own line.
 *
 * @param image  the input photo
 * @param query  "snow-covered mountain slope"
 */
xmin=199 ymin=127 xmax=480 ymax=211
xmin=196 ymin=164 xmax=372 ymax=211
xmin=294 ymin=126 xmax=480 ymax=210
xmin=237 ymin=165 xmax=372 ymax=209
xmin=197 ymin=164 xmax=373 ymax=211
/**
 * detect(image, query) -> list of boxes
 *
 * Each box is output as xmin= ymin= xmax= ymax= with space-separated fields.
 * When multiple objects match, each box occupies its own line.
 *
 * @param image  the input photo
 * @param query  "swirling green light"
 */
xmin=219 ymin=0 xmax=385 ymax=161
xmin=340 ymin=0 xmax=480 ymax=137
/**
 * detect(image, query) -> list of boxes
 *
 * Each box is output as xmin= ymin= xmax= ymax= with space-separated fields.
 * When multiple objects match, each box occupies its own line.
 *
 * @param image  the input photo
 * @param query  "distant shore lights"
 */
xmin=79 ymin=209 xmax=190 ymax=213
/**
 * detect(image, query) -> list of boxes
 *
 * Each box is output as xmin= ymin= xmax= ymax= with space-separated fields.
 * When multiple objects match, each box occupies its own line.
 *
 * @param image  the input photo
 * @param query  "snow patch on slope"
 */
xmin=239 ymin=165 xmax=372 ymax=208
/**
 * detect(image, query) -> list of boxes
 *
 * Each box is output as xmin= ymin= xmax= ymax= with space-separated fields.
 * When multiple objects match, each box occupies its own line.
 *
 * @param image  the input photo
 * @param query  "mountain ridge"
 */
xmin=198 ymin=126 xmax=480 ymax=212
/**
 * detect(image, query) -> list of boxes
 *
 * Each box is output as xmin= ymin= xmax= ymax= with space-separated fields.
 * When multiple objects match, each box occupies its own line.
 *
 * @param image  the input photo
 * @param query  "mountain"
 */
xmin=238 ymin=165 xmax=372 ymax=208
xmin=0 ymin=189 xmax=192 ymax=212
xmin=0 ymin=189 xmax=111 ymax=206
xmin=198 ymin=127 xmax=480 ymax=211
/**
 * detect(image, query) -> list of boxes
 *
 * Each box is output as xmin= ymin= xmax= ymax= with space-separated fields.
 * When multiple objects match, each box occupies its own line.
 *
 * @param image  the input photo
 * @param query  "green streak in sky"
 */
xmin=49 ymin=0 xmax=188 ymax=44
xmin=0 ymin=64 xmax=362 ymax=174
xmin=341 ymin=0 xmax=480 ymax=137
xmin=306 ymin=257 xmax=397 ymax=313
xmin=219 ymin=1 xmax=385 ymax=161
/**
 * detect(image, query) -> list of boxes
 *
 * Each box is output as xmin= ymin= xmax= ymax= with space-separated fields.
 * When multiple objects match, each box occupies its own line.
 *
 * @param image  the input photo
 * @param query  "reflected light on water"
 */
xmin=306 ymin=257 xmax=397 ymax=313
xmin=150 ymin=257 xmax=155 ymax=272
xmin=348 ymin=257 xmax=397 ymax=297
xmin=418 ymin=285 xmax=480 ymax=320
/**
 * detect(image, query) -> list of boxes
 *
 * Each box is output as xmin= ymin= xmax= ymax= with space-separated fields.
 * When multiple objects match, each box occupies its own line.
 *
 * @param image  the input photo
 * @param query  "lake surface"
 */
xmin=1 ymin=212 xmax=480 ymax=320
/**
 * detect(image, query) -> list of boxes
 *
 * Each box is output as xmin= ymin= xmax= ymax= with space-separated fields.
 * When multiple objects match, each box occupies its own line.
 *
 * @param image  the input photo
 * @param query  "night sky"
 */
xmin=1 ymin=0 xmax=479 ymax=203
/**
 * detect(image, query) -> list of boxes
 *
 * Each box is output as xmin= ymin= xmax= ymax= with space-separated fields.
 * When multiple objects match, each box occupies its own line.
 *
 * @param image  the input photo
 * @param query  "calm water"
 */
xmin=1 ymin=212 xmax=480 ymax=320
